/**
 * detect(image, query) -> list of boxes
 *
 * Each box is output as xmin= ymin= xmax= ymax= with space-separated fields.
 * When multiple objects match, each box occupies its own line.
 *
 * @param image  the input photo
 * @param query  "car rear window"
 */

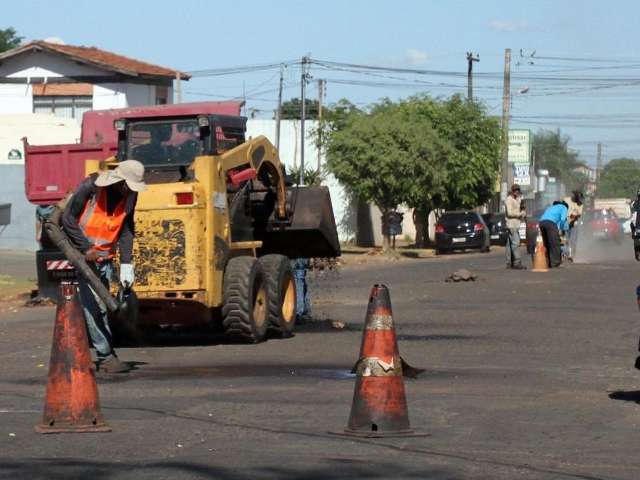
xmin=440 ymin=213 xmax=479 ymax=224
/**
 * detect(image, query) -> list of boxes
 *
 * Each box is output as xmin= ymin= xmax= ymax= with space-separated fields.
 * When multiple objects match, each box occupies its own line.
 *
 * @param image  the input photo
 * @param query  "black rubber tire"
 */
xmin=222 ymin=256 xmax=269 ymax=343
xmin=259 ymin=254 xmax=297 ymax=337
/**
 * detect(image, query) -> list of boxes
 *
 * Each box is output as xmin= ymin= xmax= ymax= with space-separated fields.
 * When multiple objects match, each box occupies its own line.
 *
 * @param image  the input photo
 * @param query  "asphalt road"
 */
xmin=2 ymin=240 xmax=640 ymax=480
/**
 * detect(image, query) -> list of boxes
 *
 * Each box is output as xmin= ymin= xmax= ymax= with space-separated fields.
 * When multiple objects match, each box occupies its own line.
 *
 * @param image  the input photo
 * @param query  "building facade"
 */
xmin=0 ymin=40 xmax=188 ymax=250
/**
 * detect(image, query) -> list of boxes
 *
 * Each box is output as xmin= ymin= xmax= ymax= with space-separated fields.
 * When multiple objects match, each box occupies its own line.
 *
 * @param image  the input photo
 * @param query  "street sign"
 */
xmin=508 ymin=129 xmax=531 ymax=165
xmin=513 ymin=164 xmax=531 ymax=186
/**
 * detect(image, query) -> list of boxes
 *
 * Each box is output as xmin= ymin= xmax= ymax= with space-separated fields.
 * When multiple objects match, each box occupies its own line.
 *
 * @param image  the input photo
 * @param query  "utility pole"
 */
xmin=275 ymin=64 xmax=284 ymax=150
xmin=596 ymin=142 xmax=603 ymax=191
xmin=317 ymin=78 xmax=325 ymax=173
xmin=175 ymin=72 xmax=182 ymax=104
xmin=299 ymin=56 xmax=310 ymax=186
xmin=500 ymin=48 xmax=511 ymax=209
xmin=466 ymin=52 xmax=479 ymax=101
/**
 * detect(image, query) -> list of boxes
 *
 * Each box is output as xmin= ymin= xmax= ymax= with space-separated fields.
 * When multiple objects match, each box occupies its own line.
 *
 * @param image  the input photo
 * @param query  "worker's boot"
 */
xmin=99 ymin=356 xmax=131 ymax=374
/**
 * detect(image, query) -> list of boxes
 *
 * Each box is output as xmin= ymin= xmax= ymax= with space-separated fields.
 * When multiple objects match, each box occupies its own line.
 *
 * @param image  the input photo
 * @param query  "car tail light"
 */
xmin=435 ymin=224 xmax=444 ymax=233
xmin=474 ymin=223 xmax=484 ymax=232
xmin=175 ymin=192 xmax=194 ymax=205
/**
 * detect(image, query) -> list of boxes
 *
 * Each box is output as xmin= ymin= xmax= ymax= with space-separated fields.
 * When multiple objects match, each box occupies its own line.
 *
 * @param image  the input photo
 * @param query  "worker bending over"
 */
xmin=62 ymin=160 xmax=146 ymax=374
xmin=538 ymin=201 xmax=570 ymax=268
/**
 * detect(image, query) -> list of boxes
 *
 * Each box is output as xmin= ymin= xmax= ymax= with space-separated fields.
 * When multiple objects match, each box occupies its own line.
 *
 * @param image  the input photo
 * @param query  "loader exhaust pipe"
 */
xmin=44 ymin=207 xmax=120 ymax=313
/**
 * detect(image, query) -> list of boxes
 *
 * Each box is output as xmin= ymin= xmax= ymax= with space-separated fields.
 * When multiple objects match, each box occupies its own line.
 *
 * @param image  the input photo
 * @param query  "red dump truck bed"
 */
xmin=24 ymin=139 xmax=117 ymax=205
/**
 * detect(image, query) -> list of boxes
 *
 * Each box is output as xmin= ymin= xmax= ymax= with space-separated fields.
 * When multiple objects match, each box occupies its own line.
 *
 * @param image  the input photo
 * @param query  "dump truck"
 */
xmin=25 ymin=102 xmax=341 ymax=342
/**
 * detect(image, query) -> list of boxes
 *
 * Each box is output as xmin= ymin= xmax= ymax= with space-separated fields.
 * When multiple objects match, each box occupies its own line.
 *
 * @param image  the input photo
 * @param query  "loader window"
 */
xmin=127 ymin=119 xmax=204 ymax=167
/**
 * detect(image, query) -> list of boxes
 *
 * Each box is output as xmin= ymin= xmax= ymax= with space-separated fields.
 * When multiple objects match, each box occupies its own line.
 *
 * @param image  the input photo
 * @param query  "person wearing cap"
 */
xmin=62 ymin=160 xmax=146 ymax=374
xmin=504 ymin=184 xmax=526 ymax=270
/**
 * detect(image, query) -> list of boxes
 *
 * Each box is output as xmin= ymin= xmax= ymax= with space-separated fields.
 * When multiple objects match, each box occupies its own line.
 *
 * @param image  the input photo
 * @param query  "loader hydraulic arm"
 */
xmin=219 ymin=136 xmax=287 ymax=220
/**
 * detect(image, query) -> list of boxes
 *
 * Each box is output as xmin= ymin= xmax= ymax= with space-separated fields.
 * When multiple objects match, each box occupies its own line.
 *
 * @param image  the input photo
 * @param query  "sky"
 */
xmin=6 ymin=0 xmax=640 ymax=167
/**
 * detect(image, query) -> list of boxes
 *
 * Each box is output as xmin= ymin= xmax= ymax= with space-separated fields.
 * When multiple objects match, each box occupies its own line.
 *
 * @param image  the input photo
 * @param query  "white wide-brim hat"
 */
xmin=95 ymin=159 xmax=147 ymax=192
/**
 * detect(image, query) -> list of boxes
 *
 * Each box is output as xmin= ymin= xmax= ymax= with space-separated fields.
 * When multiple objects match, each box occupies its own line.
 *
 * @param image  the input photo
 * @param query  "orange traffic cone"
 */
xmin=531 ymin=230 xmax=549 ymax=273
xmin=338 ymin=284 xmax=426 ymax=437
xmin=35 ymin=282 xmax=111 ymax=434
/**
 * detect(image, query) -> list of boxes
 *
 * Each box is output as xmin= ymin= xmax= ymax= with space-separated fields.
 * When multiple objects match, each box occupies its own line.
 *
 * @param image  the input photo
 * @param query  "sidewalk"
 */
xmin=0 ymin=249 xmax=36 ymax=299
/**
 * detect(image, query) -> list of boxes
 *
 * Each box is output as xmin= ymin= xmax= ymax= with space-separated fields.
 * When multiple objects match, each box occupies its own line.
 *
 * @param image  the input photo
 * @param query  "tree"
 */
xmin=280 ymin=98 xmax=320 ymax=120
xmin=0 ymin=28 xmax=22 ymax=53
xmin=598 ymin=158 xmax=640 ymax=198
xmin=393 ymin=95 xmax=501 ymax=246
xmin=326 ymin=105 xmax=445 ymax=250
xmin=323 ymin=95 xmax=501 ymax=250
xmin=533 ymin=129 xmax=583 ymax=189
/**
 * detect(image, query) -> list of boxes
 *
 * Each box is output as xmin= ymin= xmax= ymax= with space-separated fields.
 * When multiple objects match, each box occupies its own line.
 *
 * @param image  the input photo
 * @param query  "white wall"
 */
xmin=0 ymin=84 xmax=33 ymax=114
xmin=0 ymin=114 xmax=81 ymax=250
xmin=0 ymin=114 xmax=81 ymax=165
xmin=93 ymin=83 xmax=158 ymax=110
xmin=0 ymin=51 xmax=105 ymax=79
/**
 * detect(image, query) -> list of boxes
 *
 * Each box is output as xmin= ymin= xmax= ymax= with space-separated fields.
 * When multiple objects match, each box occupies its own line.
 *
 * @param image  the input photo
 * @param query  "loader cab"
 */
xmin=114 ymin=114 xmax=247 ymax=183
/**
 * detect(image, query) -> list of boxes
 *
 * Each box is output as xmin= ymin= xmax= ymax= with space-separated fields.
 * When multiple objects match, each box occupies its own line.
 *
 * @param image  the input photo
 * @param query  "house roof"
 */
xmin=0 ymin=40 xmax=191 ymax=80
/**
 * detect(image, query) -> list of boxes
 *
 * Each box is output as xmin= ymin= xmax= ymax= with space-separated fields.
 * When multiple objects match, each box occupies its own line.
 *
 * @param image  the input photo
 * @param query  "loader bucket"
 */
xmin=257 ymin=186 xmax=341 ymax=258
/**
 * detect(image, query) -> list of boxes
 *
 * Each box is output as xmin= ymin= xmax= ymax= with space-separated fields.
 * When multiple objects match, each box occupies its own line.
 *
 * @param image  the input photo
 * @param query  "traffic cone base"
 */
xmin=532 ymin=231 xmax=549 ymax=273
xmin=35 ymin=282 xmax=111 ymax=434
xmin=335 ymin=284 xmax=427 ymax=438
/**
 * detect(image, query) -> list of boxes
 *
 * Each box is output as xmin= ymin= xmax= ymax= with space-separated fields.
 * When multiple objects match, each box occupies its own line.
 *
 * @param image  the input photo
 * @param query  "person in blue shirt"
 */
xmin=539 ymin=200 xmax=570 ymax=268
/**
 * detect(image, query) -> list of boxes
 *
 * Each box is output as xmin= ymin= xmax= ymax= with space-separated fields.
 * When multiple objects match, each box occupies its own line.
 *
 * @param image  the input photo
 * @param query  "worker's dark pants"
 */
xmin=539 ymin=220 xmax=562 ymax=267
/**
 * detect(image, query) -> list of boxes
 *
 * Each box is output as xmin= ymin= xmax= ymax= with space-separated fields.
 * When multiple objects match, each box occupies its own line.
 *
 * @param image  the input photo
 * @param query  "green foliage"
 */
xmin=533 ymin=130 xmax=583 ymax=189
xmin=323 ymin=94 xmax=501 ymax=212
xmin=0 ymin=27 xmax=22 ymax=53
xmin=287 ymin=165 xmax=325 ymax=186
xmin=395 ymin=94 xmax=501 ymax=210
xmin=280 ymin=98 xmax=320 ymax=120
xmin=598 ymin=158 xmax=640 ymax=198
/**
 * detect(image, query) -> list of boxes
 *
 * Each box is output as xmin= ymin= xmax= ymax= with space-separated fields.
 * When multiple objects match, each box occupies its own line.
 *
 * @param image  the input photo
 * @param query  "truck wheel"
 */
xmin=222 ymin=256 xmax=269 ymax=343
xmin=259 ymin=254 xmax=297 ymax=337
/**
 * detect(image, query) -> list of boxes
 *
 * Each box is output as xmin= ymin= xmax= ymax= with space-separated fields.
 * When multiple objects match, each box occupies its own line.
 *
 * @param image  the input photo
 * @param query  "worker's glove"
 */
xmin=119 ymin=263 xmax=135 ymax=288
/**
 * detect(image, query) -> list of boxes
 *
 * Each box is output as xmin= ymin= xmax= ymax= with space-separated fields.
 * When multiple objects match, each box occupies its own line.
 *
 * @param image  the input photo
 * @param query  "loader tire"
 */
xmin=259 ymin=254 xmax=296 ymax=337
xmin=222 ymin=256 xmax=269 ymax=343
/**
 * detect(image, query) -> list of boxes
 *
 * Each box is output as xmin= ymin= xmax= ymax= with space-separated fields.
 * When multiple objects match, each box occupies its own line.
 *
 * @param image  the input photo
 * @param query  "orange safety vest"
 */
xmin=78 ymin=187 xmax=128 ymax=258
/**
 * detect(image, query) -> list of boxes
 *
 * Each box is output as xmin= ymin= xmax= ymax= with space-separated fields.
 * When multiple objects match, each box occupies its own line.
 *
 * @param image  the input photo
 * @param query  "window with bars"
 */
xmin=33 ymin=96 xmax=93 ymax=120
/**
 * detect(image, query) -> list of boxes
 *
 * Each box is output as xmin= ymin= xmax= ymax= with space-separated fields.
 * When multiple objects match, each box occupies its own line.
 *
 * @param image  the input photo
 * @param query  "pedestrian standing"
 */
xmin=504 ymin=184 xmax=526 ymax=270
xmin=62 ymin=160 xmax=146 ymax=373
xmin=538 ymin=201 xmax=570 ymax=268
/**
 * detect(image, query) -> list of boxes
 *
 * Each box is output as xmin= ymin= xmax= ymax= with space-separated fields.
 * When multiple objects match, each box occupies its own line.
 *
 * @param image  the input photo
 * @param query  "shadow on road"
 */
xmin=608 ymin=390 xmax=640 ymax=403
xmin=0 ymin=458 xmax=444 ymax=480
